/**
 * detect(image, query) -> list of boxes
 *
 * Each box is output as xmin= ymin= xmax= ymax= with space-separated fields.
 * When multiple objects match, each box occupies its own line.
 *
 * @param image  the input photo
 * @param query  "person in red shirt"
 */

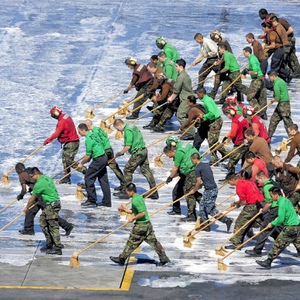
xmin=242 ymin=106 xmax=270 ymax=143
xmin=222 ymin=105 xmax=249 ymax=181
xmin=44 ymin=106 xmax=86 ymax=184
xmin=242 ymin=151 xmax=269 ymax=183
xmin=225 ymin=174 xmax=264 ymax=249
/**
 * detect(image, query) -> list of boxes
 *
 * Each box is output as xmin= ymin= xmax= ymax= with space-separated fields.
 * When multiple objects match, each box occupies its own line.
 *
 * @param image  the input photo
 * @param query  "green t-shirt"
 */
xmin=273 ymin=77 xmax=289 ymax=102
xmin=124 ymin=123 xmax=145 ymax=154
xmin=92 ymin=126 xmax=111 ymax=150
xmin=163 ymin=43 xmax=181 ymax=62
xmin=131 ymin=194 xmax=150 ymax=223
xmin=223 ymin=51 xmax=240 ymax=72
xmin=201 ymin=94 xmax=221 ymax=121
xmin=263 ymin=179 xmax=278 ymax=208
xmin=248 ymin=54 xmax=263 ymax=78
xmin=163 ymin=58 xmax=178 ymax=81
xmin=32 ymin=175 xmax=60 ymax=205
xmin=85 ymin=131 xmax=105 ymax=158
xmin=271 ymin=196 xmax=300 ymax=227
xmin=174 ymin=143 xmax=198 ymax=175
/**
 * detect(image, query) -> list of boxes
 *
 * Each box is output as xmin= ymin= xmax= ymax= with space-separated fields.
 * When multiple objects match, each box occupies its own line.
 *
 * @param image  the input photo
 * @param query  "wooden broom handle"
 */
xmin=214 ymin=74 xmax=243 ymax=102
xmin=5 ymin=144 xmax=44 ymax=175
xmin=131 ymin=102 xmax=167 ymax=123
xmin=216 ymin=193 xmax=236 ymax=208
xmin=211 ymin=143 xmax=244 ymax=167
xmin=89 ymin=92 xmax=124 ymax=111
xmin=219 ymin=211 xmax=261 ymax=249
xmin=254 ymin=102 xmax=272 ymax=116
xmin=52 ymin=156 xmax=85 ymax=179
xmin=146 ymin=129 xmax=181 ymax=149
xmin=122 ymin=98 xmax=152 ymax=119
xmin=192 ymin=63 xmax=215 ymax=82
xmin=54 ymin=167 xmax=79 ymax=184
xmin=235 ymin=51 xmax=244 ymax=60
xmin=192 ymin=74 xmax=216 ymax=89
xmin=0 ymin=199 xmax=18 ymax=214
xmin=179 ymin=121 xmax=196 ymax=139
xmin=222 ymin=226 xmax=269 ymax=261
xmin=123 ymin=91 xmax=138 ymax=104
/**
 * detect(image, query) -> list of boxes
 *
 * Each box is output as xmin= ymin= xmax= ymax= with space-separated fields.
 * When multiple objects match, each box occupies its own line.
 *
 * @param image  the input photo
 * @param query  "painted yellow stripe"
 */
xmin=0 ymin=247 xmax=140 ymax=291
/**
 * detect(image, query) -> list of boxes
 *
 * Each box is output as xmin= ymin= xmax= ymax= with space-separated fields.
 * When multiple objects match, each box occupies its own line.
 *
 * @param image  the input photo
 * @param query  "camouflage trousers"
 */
xmin=177 ymin=99 xmax=195 ymax=138
xmin=288 ymin=36 xmax=300 ymax=75
xmin=149 ymin=101 xmax=167 ymax=127
xmin=152 ymin=101 xmax=178 ymax=130
xmin=120 ymin=221 xmax=169 ymax=263
xmin=208 ymin=117 xmax=230 ymax=164
xmin=124 ymin=148 xmax=156 ymax=192
xmin=105 ymin=148 xmax=124 ymax=187
xmin=62 ymin=141 xmax=86 ymax=180
xmin=199 ymin=187 xmax=227 ymax=223
xmin=268 ymin=225 xmax=300 ymax=260
xmin=287 ymin=191 xmax=300 ymax=214
xmin=243 ymin=76 xmax=267 ymax=119
xmin=197 ymin=57 xmax=219 ymax=87
xmin=231 ymin=203 xmax=263 ymax=246
xmin=209 ymin=62 xmax=227 ymax=99
xmin=220 ymin=71 xmax=247 ymax=103
xmin=39 ymin=202 xmax=61 ymax=250
xmin=131 ymin=85 xmax=153 ymax=117
xmin=227 ymin=144 xmax=249 ymax=177
xmin=268 ymin=102 xmax=293 ymax=139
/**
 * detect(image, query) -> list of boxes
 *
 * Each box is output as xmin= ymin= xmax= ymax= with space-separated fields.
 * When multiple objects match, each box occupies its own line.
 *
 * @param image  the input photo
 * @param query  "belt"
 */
xmin=208 ymin=56 xmax=218 ymax=59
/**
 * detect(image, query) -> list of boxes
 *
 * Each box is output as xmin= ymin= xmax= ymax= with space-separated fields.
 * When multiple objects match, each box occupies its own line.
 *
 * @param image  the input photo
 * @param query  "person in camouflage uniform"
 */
xmin=84 ymin=120 xmax=124 ymax=191
xmin=164 ymin=143 xmax=202 ymax=221
xmin=23 ymin=167 xmax=62 ymax=255
xmin=113 ymin=119 xmax=157 ymax=199
xmin=225 ymin=175 xmax=264 ymax=249
xmin=267 ymin=70 xmax=293 ymax=139
xmin=167 ymin=59 xmax=195 ymax=139
xmin=197 ymin=88 xmax=229 ymax=165
xmin=241 ymin=47 xmax=267 ymax=119
xmin=110 ymin=183 xmax=170 ymax=266
xmin=256 ymin=187 xmax=300 ymax=269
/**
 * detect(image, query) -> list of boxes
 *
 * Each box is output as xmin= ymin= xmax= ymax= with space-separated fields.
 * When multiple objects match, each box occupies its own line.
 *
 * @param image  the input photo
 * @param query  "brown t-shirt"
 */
xmin=180 ymin=105 xmax=205 ymax=130
xmin=265 ymin=30 xmax=283 ymax=49
xmin=249 ymin=136 xmax=273 ymax=164
xmin=252 ymin=40 xmax=267 ymax=62
xmin=275 ymin=23 xmax=289 ymax=46
xmin=147 ymin=69 xmax=164 ymax=93
xmin=19 ymin=170 xmax=36 ymax=196
xmin=279 ymin=18 xmax=293 ymax=37
xmin=155 ymin=83 xmax=172 ymax=102
xmin=285 ymin=132 xmax=300 ymax=163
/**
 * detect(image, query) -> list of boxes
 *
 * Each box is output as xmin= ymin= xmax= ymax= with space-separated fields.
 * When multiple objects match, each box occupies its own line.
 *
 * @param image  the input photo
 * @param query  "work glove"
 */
xmin=44 ymin=138 xmax=51 ymax=145
xmin=123 ymin=89 xmax=129 ymax=94
xmin=115 ymin=152 xmax=124 ymax=158
xmin=166 ymin=176 xmax=173 ymax=184
xmin=242 ymin=68 xmax=249 ymax=76
xmin=17 ymin=194 xmax=24 ymax=201
xmin=28 ymin=188 xmax=33 ymax=193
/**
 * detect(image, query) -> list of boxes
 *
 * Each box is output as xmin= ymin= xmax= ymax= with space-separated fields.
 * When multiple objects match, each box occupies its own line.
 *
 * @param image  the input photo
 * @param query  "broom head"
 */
xmin=126 ymin=213 xmax=134 ymax=220
xmin=115 ymin=131 xmax=124 ymax=139
xmin=85 ymin=109 xmax=95 ymax=119
xmin=280 ymin=138 xmax=288 ymax=151
xmin=215 ymin=245 xmax=227 ymax=256
xmin=217 ymin=257 xmax=228 ymax=271
xmin=195 ymin=216 xmax=201 ymax=228
xmin=183 ymin=236 xmax=192 ymax=248
xmin=70 ymin=251 xmax=80 ymax=268
xmin=76 ymin=186 xmax=85 ymax=200
xmin=154 ymin=155 xmax=163 ymax=167
xmin=1 ymin=173 xmax=10 ymax=185
xmin=100 ymin=120 xmax=107 ymax=129
xmin=108 ymin=115 xmax=116 ymax=125
xmin=118 ymin=203 xmax=127 ymax=216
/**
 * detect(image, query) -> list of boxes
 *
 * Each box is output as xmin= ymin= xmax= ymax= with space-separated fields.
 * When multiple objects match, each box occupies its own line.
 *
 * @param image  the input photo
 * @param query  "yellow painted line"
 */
xmin=0 ymin=247 xmax=140 ymax=291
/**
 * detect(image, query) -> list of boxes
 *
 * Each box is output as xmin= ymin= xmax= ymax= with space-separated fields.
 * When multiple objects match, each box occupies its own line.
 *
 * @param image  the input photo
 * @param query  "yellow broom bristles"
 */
xmin=85 ymin=109 xmax=95 ymax=119
xmin=1 ymin=173 xmax=10 ymax=185
xmin=115 ymin=131 xmax=124 ymax=139
xmin=76 ymin=186 xmax=85 ymax=200
xmin=70 ymin=251 xmax=80 ymax=268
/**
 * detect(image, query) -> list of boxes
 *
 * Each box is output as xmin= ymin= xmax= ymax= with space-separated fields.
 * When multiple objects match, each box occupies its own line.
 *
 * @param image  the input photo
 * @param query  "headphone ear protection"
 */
xmin=229 ymin=109 xmax=236 ymax=116
xmin=170 ymin=140 xmax=177 ymax=147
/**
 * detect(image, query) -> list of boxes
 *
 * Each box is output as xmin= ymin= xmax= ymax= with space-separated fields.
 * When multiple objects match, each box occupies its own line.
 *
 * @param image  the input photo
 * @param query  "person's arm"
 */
xmin=180 ymin=108 xmax=198 ymax=130
xmin=251 ymin=123 xmax=260 ymax=137
xmin=129 ymin=211 xmax=146 ymax=223
xmin=78 ymin=154 xmax=91 ymax=168
xmin=285 ymin=139 xmax=297 ymax=163
xmin=228 ymin=122 xmax=239 ymax=141
xmin=168 ymin=77 xmax=182 ymax=103
xmin=261 ymin=202 xmax=272 ymax=213
xmin=124 ymin=74 xmax=138 ymax=92
xmin=190 ymin=176 xmax=202 ymax=194
xmin=169 ymin=165 xmax=179 ymax=178
xmin=289 ymin=166 xmax=300 ymax=174
xmin=44 ymin=121 xmax=65 ymax=144
xmin=202 ymin=100 xmax=215 ymax=121
xmin=271 ymin=204 xmax=285 ymax=227
xmin=156 ymin=84 xmax=170 ymax=102
xmin=24 ymin=194 xmax=37 ymax=213
xmin=264 ymin=32 xmax=276 ymax=50
xmin=118 ymin=206 xmax=133 ymax=214
xmin=118 ymin=145 xmax=131 ymax=155
xmin=286 ymin=25 xmax=293 ymax=36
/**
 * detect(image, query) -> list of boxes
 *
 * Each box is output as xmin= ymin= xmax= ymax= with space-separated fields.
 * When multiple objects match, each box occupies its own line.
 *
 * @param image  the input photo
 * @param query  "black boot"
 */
xmin=110 ymin=256 xmax=125 ymax=266
xmin=226 ymin=218 xmax=233 ymax=232
xmin=19 ymin=229 xmax=35 ymax=235
xmin=256 ymin=258 xmax=272 ymax=269
xmin=156 ymin=257 xmax=170 ymax=266
xmin=59 ymin=177 xmax=71 ymax=184
xmin=245 ymin=249 xmax=262 ymax=257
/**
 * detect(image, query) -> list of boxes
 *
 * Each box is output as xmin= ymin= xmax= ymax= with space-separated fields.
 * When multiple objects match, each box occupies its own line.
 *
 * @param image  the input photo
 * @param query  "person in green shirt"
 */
xmin=157 ymin=51 xmax=178 ymax=81
xmin=110 ymin=183 xmax=170 ymax=266
xmin=267 ymin=69 xmax=293 ymax=139
xmin=156 ymin=36 xmax=180 ymax=62
xmin=245 ymin=171 xmax=283 ymax=257
xmin=163 ymin=142 xmax=202 ymax=221
xmin=241 ymin=47 xmax=267 ymax=119
xmin=84 ymin=120 xmax=124 ymax=191
xmin=77 ymin=123 xmax=111 ymax=207
xmin=215 ymin=44 xmax=247 ymax=104
xmin=113 ymin=119 xmax=157 ymax=199
xmin=256 ymin=186 xmax=300 ymax=269
xmin=24 ymin=167 xmax=62 ymax=255
xmin=167 ymin=59 xmax=195 ymax=140
xmin=197 ymin=88 xmax=229 ymax=165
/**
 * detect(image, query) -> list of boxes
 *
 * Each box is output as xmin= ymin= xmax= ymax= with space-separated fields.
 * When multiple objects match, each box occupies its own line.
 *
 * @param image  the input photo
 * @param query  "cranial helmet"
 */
xmin=156 ymin=73 xmax=167 ymax=84
xmin=166 ymin=136 xmax=178 ymax=147
xmin=210 ymin=30 xmax=221 ymax=41
xmin=156 ymin=37 xmax=167 ymax=49
xmin=224 ymin=105 xmax=237 ymax=116
xmin=125 ymin=57 xmax=138 ymax=66
xmin=226 ymin=95 xmax=237 ymax=104
xmin=242 ymin=105 xmax=255 ymax=116
xmin=50 ymin=106 xmax=63 ymax=119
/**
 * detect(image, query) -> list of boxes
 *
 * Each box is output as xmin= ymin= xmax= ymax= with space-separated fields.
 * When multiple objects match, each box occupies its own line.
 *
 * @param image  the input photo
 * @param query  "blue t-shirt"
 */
xmin=195 ymin=162 xmax=217 ymax=190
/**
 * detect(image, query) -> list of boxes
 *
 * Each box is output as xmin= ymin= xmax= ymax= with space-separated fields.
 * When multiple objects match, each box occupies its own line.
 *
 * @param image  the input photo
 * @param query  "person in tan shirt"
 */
xmin=285 ymin=124 xmax=300 ymax=167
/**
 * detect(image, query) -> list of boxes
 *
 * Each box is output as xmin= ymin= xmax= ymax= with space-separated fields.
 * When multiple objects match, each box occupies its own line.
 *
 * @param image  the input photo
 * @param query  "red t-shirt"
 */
xmin=236 ymin=180 xmax=264 ymax=204
xmin=229 ymin=114 xmax=249 ymax=145
xmin=251 ymin=158 xmax=269 ymax=182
